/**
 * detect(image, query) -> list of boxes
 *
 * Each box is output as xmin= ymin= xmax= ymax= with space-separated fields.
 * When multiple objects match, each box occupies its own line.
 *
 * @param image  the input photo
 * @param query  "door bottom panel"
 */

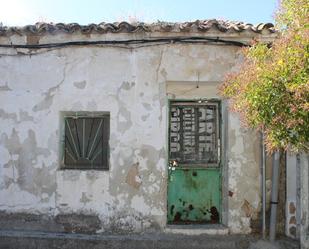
xmin=167 ymin=168 xmax=221 ymax=224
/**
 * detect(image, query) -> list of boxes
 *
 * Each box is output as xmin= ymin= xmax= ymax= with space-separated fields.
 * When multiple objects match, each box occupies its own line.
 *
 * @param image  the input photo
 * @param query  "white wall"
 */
xmin=0 ymin=31 xmax=274 ymax=233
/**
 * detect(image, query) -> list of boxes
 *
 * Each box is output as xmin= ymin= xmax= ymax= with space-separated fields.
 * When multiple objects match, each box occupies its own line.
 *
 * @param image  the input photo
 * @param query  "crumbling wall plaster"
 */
xmin=286 ymin=153 xmax=299 ymax=238
xmin=0 ymin=36 xmax=262 ymax=233
xmin=300 ymin=154 xmax=309 ymax=249
xmin=227 ymin=114 xmax=261 ymax=234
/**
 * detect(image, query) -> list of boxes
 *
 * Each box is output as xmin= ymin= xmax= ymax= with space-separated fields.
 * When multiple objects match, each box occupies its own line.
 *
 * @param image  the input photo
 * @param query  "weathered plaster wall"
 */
xmin=227 ymin=115 xmax=261 ymax=233
xmin=300 ymin=154 xmax=309 ymax=249
xmin=0 ymin=32 xmax=270 ymax=234
xmin=286 ymin=153 xmax=300 ymax=238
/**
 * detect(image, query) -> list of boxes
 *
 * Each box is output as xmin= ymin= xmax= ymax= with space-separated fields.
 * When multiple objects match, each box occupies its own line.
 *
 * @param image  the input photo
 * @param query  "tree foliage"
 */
xmin=220 ymin=0 xmax=309 ymax=153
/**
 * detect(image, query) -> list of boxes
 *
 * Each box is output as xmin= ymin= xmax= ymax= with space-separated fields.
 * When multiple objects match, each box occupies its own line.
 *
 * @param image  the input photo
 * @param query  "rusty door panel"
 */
xmin=167 ymin=168 xmax=221 ymax=224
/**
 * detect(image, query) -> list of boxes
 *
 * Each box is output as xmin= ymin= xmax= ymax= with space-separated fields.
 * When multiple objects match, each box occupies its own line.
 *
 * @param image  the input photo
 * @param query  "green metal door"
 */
xmin=167 ymin=100 xmax=221 ymax=224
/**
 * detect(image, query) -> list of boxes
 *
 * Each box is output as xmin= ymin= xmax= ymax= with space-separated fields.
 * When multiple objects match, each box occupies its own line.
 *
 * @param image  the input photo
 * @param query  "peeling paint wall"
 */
xmin=227 ymin=114 xmax=261 ymax=233
xmin=300 ymin=154 xmax=309 ymax=249
xmin=286 ymin=153 xmax=300 ymax=238
xmin=0 ymin=31 xmax=275 ymax=234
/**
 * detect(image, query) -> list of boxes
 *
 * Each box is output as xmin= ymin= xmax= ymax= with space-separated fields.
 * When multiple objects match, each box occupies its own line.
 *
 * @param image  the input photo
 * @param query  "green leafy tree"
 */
xmin=220 ymin=0 xmax=309 ymax=153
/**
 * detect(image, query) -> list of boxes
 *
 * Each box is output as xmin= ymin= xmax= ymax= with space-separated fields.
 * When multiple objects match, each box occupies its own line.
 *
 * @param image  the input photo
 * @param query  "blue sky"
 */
xmin=0 ymin=0 xmax=278 ymax=26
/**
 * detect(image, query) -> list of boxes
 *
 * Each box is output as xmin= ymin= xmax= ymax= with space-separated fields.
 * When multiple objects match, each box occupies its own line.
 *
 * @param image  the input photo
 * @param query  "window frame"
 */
xmin=60 ymin=111 xmax=110 ymax=170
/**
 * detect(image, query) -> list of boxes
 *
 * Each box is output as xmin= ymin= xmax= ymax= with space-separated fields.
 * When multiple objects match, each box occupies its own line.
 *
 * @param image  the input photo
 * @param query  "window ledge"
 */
xmin=58 ymin=167 xmax=108 ymax=171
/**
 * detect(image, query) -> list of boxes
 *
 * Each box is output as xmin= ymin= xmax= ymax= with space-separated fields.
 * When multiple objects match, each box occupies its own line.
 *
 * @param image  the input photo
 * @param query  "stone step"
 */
xmin=0 ymin=230 xmax=299 ymax=249
xmin=165 ymin=224 xmax=229 ymax=235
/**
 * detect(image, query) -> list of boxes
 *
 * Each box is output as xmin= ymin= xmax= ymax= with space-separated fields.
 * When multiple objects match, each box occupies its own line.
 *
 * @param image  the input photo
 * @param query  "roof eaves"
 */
xmin=0 ymin=19 xmax=277 ymax=37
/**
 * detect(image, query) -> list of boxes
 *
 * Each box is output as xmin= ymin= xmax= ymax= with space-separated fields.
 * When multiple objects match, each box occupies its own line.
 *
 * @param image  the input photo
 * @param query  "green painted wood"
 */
xmin=167 ymin=168 xmax=221 ymax=224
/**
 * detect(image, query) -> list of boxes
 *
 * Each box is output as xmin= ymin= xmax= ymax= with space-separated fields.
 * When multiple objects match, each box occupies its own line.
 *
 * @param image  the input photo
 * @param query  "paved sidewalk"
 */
xmin=0 ymin=229 xmax=300 ymax=249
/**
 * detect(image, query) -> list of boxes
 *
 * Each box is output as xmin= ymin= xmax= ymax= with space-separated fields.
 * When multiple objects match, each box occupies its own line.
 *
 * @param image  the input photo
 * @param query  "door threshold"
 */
xmin=165 ymin=224 xmax=229 ymax=235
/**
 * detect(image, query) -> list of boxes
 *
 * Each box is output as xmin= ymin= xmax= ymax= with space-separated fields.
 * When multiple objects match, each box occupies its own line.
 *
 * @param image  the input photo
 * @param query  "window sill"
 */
xmin=58 ymin=167 xmax=109 ymax=171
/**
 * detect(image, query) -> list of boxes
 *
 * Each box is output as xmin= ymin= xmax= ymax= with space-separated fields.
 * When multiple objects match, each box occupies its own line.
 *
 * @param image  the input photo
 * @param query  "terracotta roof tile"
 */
xmin=0 ymin=19 xmax=276 ymax=36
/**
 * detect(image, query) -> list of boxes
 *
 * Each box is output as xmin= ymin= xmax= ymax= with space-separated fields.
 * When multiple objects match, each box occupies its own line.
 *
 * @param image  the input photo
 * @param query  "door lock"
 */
xmin=169 ymin=160 xmax=178 ymax=171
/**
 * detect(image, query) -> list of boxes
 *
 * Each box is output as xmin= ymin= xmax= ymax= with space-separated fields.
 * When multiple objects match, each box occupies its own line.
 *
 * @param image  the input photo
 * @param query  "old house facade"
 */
xmin=0 ymin=20 xmax=282 ymax=235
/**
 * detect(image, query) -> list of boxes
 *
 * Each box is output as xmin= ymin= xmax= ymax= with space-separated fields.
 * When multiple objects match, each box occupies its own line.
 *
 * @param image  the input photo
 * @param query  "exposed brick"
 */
xmin=289 ymin=216 xmax=296 ymax=225
xmin=289 ymin=202 xmax=296 ymax=214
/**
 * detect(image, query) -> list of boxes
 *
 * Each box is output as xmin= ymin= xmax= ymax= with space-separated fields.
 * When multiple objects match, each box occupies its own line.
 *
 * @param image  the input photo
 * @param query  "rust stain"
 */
xmin=210 ymin=206 xmax=219 ymax=223
xmin=241 ymin=199 xmax=253 ymax=217
xmin=125 ymin=163 xmax=142 ymax=189
xmin=289 ymin=216 xmax=296 ymax=225
xmin=174 ymin=212 xmax=182 ymax=222
xmin=26 ymin=35 xmax=40 ymax=45
xmin=289 ymin=202 xmax=296 ymax=214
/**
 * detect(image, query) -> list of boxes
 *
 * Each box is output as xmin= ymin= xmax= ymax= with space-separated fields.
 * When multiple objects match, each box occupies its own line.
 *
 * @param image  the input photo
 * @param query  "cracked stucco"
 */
xmin=227 ymin=114 xmax=261 ymax=233
xmin=0 ymin=32 xmax=267 ymax=233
